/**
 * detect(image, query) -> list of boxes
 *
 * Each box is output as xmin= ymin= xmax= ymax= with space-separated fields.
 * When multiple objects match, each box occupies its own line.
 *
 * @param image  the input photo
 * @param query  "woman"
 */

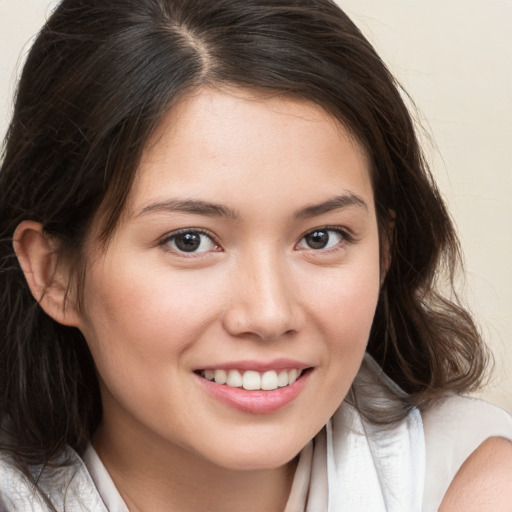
xmin=0 ymin=0 xmax=511 ymax=511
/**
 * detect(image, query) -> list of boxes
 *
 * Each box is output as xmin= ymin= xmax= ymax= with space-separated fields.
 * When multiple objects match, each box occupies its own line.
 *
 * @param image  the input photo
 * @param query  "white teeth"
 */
xmin=277 ymin=370 xmax=289 ymax=387
xmin=242 ymin=371 xmax=261 ymax=390
xmin=214 ymin=369 xmax=227 ymax=385
xmin=204 ymin=368 xmax=305 ymax=389
xmin=226 ymin=369 xmax=243 ymax=387
xmin=261 ymin=370 xmax=278 ymax=390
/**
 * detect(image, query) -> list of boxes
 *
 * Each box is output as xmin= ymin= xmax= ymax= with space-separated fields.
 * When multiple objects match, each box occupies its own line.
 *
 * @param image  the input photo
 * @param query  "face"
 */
xmin=77 ymin=87 xmax=381 ymax=471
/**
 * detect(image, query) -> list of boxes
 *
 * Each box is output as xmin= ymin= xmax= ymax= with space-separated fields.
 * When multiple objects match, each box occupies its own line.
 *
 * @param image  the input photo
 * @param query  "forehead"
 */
xmin=127 ymin=87 xmax=373 ymax=219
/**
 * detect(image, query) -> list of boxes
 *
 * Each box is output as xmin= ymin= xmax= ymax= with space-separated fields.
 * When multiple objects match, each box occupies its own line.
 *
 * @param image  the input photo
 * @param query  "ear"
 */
xmin=13 ymin=220 xmax=81 ymax=327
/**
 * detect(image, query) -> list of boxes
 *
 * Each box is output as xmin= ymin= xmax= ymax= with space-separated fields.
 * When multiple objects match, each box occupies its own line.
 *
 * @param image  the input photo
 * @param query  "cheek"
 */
xmin=77 ymin=260 xmax=228 ymax=434
xmin=301 ymin=247 xmax=381 ymax=402
xmin=79 ymin=258 xmax=225 ymax=373
xmin=308 ymin=259 xmax=381 ymax=342
xmin=294 ymin=264 xmax=380 ymax=437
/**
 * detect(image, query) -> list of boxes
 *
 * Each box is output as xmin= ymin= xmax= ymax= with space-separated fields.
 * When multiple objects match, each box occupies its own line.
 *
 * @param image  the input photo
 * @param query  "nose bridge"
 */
xmin=223 ymin=246 xmax=300 ymax=340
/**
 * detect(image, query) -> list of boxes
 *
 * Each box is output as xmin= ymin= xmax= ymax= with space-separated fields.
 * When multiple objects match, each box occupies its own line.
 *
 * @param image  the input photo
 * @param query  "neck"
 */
xmin=93 ymin=421 xmax=298 ymax=512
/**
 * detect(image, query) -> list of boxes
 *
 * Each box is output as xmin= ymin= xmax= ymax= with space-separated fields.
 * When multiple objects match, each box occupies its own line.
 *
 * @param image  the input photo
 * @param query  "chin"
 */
xmin=201 ymin=438 xmax=305 ymax=472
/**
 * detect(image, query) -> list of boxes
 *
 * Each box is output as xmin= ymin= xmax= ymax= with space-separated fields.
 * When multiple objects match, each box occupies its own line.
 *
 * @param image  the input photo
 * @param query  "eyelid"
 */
xmin=159 ymin=228 xmax=222 ymax=255
xmin=296 ymin=225 xmax=355 ymax=251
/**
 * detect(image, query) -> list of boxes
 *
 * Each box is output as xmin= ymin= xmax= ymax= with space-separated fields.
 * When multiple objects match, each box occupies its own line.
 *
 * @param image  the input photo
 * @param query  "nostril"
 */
xmin=222 ymin=307 xmax=299 ymax=341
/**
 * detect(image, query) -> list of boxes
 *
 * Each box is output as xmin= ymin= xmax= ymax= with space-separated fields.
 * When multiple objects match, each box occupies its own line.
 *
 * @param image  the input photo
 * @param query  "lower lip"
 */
xmin=195 ymin=371 xmax=310 ymax=414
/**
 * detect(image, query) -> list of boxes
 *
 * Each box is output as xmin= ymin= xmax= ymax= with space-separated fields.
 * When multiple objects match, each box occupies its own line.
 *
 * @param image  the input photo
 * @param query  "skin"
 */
xmin=82 ymin=88 xmax=381 ymax=511
xmin=13 ymin=87 xmax=512 ymax=510
xmin=440 ymin=437 xmax=512 ymax=511
xmin=61 ymin=87 xmax=380 ymax=511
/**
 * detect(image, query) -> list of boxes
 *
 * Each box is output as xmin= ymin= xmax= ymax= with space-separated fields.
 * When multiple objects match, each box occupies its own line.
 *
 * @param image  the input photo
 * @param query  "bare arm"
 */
xmin=440 ymin=437 xmax=512 ymax=511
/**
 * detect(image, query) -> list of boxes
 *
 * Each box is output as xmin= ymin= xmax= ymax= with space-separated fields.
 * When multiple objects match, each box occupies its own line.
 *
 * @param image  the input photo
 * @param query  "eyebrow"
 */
xmin=294 ymin=193 xmax=368 ymax=219
xmin=135 ymin=193 xmax=368 ymax=221
xmin=135 ymin=198 xmax=240 ymax=220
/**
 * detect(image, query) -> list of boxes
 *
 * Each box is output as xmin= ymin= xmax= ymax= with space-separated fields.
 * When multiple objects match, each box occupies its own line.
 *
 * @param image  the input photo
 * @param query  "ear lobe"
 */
xmin=13 ymin=220 xmax=81 ymax=327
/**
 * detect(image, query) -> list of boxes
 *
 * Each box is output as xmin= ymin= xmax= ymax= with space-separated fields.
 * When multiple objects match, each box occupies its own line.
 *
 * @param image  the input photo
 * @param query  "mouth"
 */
xmin=196 ymin=368 xmax=311 ymax=391
xmin=194 ymin=360 xmax=313 ymax=413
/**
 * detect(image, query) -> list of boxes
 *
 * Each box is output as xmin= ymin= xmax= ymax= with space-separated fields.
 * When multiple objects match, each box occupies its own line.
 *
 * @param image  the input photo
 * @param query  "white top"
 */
xmin=1 ymin=355 xmax=511 ymax=511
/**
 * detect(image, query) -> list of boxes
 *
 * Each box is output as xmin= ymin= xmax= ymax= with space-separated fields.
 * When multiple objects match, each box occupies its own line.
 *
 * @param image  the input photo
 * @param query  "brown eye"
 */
xmin=305 ymin=230 xmax=329 ymax=249
xmin=165 ymin=230 xmax=217 ymax=253
xmin=298 ymin=229 xmax=344 ymax=250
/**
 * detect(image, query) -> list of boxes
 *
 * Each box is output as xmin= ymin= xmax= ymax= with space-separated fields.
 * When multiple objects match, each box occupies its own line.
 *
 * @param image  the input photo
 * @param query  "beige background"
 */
xmin=1 ymin=0 xmax=511 ymax=412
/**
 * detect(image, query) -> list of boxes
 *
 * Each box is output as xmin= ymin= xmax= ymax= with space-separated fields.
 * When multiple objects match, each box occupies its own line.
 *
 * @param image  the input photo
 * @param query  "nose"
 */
xmin=222 ymin=251 xmax=303 ymax=341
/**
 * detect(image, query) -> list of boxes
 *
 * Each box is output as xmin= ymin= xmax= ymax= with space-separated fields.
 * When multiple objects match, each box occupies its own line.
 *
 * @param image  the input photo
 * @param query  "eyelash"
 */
xmin=159 ymin=228 xmax=220 ymax=255
xmin=296 ymin=226 xmax=354 ymax=253
xmin=159 ymin=226 xmax=354 ymax=256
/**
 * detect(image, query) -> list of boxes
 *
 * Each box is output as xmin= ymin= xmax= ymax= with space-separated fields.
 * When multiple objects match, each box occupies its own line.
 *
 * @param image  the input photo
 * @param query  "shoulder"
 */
xmin=440 ymin=436 xmax=512 ymax=511
xmin=0 ymin=447 xmax=107 ymax=512
xmin=421 ymin=395 xmax=512 ymax=512
xmin=0 ymin=450 xmax=45 ymax=511
xmin=421 ymin=394 xmax=512 ymax=457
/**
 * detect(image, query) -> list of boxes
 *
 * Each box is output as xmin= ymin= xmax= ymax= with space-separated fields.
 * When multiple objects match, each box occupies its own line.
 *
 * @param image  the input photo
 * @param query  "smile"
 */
xmin=195 ymin=365 xmax=312 ymax=414
xmin=199 ymin=368 xmax=304 ymax=390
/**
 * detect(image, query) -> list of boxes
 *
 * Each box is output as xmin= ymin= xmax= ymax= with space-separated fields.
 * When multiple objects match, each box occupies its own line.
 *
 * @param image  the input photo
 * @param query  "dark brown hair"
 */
xmin=0 ymin=0 xmax=487 ymax=471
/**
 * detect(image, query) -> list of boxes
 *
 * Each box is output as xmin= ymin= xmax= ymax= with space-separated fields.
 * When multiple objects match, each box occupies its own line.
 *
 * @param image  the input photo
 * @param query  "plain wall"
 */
xmin=1 ymin=0 xmax=511 ymax=412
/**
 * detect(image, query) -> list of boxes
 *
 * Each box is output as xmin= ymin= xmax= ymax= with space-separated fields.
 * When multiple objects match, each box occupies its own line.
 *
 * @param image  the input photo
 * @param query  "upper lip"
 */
xmin=196 ymin=358 xmax=311 ymax=373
